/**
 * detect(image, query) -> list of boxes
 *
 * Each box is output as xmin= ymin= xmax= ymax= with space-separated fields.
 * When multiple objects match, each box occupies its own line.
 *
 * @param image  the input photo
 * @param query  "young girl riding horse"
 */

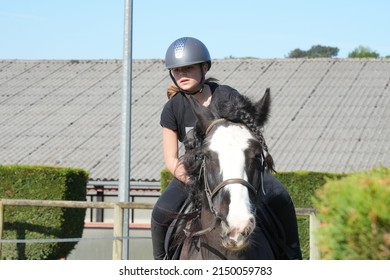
xmin=151 ymin=37 xmax=302 ymax=260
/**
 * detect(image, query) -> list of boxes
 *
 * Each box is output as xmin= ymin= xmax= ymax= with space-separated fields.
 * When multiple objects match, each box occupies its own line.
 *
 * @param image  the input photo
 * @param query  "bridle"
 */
xmin=200 ymin=158 xmax=258 ymax=216
xmin=185 ymin=119 xmax=265 ymax=238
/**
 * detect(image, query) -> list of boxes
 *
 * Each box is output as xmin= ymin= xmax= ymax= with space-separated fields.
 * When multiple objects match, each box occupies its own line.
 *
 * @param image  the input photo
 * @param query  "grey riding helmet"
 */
xmin=165 ymin=37 xmax=211 ymax=70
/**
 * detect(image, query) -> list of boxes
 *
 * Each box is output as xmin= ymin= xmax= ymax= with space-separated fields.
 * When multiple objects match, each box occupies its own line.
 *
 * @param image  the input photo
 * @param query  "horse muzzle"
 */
xmin=220 ymin=216 xmax=256 ymax=250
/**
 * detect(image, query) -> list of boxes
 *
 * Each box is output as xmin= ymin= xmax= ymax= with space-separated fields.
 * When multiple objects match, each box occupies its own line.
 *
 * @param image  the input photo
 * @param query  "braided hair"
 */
xmin=208 ymin=86 xmax=275 ymax=172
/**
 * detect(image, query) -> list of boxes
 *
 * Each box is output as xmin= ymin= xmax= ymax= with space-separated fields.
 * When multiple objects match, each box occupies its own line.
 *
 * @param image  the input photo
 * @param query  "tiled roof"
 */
xmin=1 ymin=58 xmax=389 ymax=181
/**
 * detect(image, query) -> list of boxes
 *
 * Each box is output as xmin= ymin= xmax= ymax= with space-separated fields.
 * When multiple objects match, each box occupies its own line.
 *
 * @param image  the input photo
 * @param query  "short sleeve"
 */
xmin=160 ymin=101 xmax=177 ymax=131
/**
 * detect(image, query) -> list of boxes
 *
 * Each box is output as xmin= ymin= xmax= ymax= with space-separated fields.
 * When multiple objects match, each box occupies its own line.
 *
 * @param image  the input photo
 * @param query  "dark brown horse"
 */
xmin=170 ymin=87 xmax=276 ymax=259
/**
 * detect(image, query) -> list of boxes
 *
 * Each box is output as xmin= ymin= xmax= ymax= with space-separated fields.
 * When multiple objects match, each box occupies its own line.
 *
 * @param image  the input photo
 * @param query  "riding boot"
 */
xmin=151 ymin=218 xmax=168 ymax=260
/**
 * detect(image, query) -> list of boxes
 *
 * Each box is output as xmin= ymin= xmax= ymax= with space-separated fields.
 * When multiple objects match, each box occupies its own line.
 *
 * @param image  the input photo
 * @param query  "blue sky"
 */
xmin=1 ymin=0 xmax=389 ymax=60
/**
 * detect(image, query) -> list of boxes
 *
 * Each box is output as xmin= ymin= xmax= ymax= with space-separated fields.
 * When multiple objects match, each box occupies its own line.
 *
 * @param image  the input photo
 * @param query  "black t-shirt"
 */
xmin=160 ymin=90 xmax=197 ymax=143
xmin=160 ymin=83 xmax=240 ymax=143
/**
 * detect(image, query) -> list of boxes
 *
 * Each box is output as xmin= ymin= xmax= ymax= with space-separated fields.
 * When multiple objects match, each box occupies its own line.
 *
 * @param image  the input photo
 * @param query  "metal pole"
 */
xmin=119 ymin=0 xmax=133 ymax=260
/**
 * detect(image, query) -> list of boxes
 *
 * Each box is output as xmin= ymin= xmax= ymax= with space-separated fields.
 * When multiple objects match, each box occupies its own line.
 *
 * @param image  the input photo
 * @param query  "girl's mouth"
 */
xmin=179 ymin=78 xmax=190 ymax=85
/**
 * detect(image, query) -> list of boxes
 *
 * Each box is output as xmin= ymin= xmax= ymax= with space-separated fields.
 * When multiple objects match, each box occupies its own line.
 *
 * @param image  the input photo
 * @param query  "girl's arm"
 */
xmin=162 ymin=127 xmax=190 ymax=184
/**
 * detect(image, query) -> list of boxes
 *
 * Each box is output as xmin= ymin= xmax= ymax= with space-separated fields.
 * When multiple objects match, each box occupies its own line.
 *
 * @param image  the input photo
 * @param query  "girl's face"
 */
xmin=171 ymin=63 xmax=207 ymax=91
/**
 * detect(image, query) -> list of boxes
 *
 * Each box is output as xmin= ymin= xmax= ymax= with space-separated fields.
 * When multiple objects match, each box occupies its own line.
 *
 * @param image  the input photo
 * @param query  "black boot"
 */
xmin=151 ymin=218 xmax=168 ymax=260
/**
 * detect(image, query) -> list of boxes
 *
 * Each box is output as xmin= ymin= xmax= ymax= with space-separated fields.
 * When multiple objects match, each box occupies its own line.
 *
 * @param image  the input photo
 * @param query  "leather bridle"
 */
xmin=185 ymin=118 xmax=264 ymax=238
xmin=200 ymin=158 xmax=258 ymax=216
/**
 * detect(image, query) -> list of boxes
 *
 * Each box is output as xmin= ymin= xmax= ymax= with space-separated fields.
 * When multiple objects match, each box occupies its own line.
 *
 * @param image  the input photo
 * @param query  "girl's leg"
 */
xmin=151 ymin=178 xmax=188 ymax=259
xmin=263 ymin=173 xmax=302 ymax=259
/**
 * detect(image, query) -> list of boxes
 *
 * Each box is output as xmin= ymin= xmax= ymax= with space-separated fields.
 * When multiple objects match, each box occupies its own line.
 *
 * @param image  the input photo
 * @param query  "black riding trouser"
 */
xmin=150 ymin=173 xmax=302 ymax=260
xmin=151 ymin=178 xmax=188 ymax=260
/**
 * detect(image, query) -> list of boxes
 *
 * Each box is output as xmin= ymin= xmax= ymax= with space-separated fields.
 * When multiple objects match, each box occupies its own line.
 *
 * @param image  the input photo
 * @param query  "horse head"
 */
xmin=184 ymin=87 xmax=272 ymax=252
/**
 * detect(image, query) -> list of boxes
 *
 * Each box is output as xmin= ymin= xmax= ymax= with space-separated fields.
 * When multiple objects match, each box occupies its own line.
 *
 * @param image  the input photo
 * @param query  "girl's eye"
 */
xmin=172 ymin=66 xmax=192 ymax=73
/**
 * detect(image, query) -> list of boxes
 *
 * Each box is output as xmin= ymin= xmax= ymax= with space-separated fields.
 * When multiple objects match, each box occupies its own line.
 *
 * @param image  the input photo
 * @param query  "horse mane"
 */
xmin=182 ymin=86 xmax=274 ymax=179
xmin=209 ymin=86 xmax=271 ymax=152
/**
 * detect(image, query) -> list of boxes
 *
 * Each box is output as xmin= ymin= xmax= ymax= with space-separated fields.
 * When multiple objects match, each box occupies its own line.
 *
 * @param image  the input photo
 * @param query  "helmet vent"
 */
xmin=174 ymin=38 xmax=187 ymax=59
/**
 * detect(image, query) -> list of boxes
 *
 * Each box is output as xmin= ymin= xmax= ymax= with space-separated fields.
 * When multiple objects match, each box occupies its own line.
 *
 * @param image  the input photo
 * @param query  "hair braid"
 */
xmin=235 ymin=109 xmax=275 ymax=172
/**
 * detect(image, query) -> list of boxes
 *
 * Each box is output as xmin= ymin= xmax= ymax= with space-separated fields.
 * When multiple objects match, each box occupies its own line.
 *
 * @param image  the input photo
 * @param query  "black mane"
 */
xmin=182 ymin=86 xmax=273 ymax=178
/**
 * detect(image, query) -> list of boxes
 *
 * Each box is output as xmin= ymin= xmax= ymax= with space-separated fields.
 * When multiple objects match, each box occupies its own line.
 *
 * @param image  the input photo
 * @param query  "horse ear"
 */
xmin=187 ymin=95 xmax=215 ymax=134
xmin=254 ymin=88 xmax=271 ymax=126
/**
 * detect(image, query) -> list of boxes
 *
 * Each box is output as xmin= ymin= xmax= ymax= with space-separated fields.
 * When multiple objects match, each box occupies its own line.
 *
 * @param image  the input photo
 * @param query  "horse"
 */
xmin=168 ymin=86 xmax=278 ymax=260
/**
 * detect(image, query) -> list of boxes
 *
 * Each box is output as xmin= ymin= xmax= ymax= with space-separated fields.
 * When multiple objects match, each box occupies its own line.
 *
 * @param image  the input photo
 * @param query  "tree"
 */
xmin=287 ymin=45 xmax=339 ymax=58
xmin=307 ymin=45 xmax=339 ymax=58
xmin=348 ymin=46 xmax=380 ymax=58
xmin=287 ymin=48 xmax=307 ymax=58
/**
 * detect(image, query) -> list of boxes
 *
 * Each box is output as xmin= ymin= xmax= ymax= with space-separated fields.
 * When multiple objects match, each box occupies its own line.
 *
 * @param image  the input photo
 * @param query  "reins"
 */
xmin=205 ymin=118 xmax=225 ymax=135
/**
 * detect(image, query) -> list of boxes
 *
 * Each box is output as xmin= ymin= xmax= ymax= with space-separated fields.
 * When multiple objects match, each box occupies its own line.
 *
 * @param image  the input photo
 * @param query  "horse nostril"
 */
xmin=243 ymin=216 xmax=256 ymax=237
xmin=249 ymin=216 xmax=256 ymax=228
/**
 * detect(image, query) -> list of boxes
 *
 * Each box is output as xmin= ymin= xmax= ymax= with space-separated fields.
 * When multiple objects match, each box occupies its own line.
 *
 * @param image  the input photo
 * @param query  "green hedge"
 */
xmin=313 ymin=167 xmax=390 ymax=259
xmin=274 ymin=171 xmax=346 ymax=260
xmin=0 ymin=165 xmax=88 ymax=260
xmin=160 ymin=169 xmax=173 ymax=194
xmin=160 ymin=169 xmax=345 ymax=259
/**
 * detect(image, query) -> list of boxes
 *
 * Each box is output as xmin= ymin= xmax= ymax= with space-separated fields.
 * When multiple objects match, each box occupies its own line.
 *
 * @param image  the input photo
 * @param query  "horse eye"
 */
xmin=195 ymin=154 xmax=204 ymax=160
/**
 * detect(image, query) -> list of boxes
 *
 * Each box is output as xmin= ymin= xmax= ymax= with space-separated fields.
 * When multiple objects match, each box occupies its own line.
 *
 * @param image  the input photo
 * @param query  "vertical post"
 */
xmin=96 ymin=186 xmax=104 ymax=222
xmin=119 ymin=0 xmax=133 ymax=260
xmin=0 ymin=201 xmax=3 ymax=258
xmin=309 ymin=213 xmax=320 ymax=260
xmin=112 ymin=204 xmax=124 ymax=260
xmin=131 ymin=195 xmax=135 ymax=223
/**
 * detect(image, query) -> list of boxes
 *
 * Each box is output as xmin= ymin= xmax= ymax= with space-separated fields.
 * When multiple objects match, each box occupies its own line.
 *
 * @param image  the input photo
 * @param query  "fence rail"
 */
xmin=0 ymin=199 xmax=319 ymax=260
xmin=0 ymin=199 xmax=154 ymax=260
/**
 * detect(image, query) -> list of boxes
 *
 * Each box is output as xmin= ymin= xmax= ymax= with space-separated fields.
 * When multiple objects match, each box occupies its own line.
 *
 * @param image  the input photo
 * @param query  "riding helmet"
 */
xmin=165 ymin=37 xmax=211 ymax=70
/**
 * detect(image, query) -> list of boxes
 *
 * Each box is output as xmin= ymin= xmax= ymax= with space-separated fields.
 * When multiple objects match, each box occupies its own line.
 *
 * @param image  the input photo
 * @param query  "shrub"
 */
xmin=348 ymin=45 xmax=380 ymax=58
xmin=160 ymin=169 xmax=172 ymax=193
xmin=274 ymin=171 xmax=346 ymax=259
xmin=0 ymin=165 xmax=88 ymax=260
xmin=313 ymin=167 xmax=390 ymax=259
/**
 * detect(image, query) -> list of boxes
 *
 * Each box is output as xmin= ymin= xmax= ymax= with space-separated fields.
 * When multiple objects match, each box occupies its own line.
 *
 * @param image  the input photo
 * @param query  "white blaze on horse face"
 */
xmin=209 ymin=124 xmax=255 ymax=240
